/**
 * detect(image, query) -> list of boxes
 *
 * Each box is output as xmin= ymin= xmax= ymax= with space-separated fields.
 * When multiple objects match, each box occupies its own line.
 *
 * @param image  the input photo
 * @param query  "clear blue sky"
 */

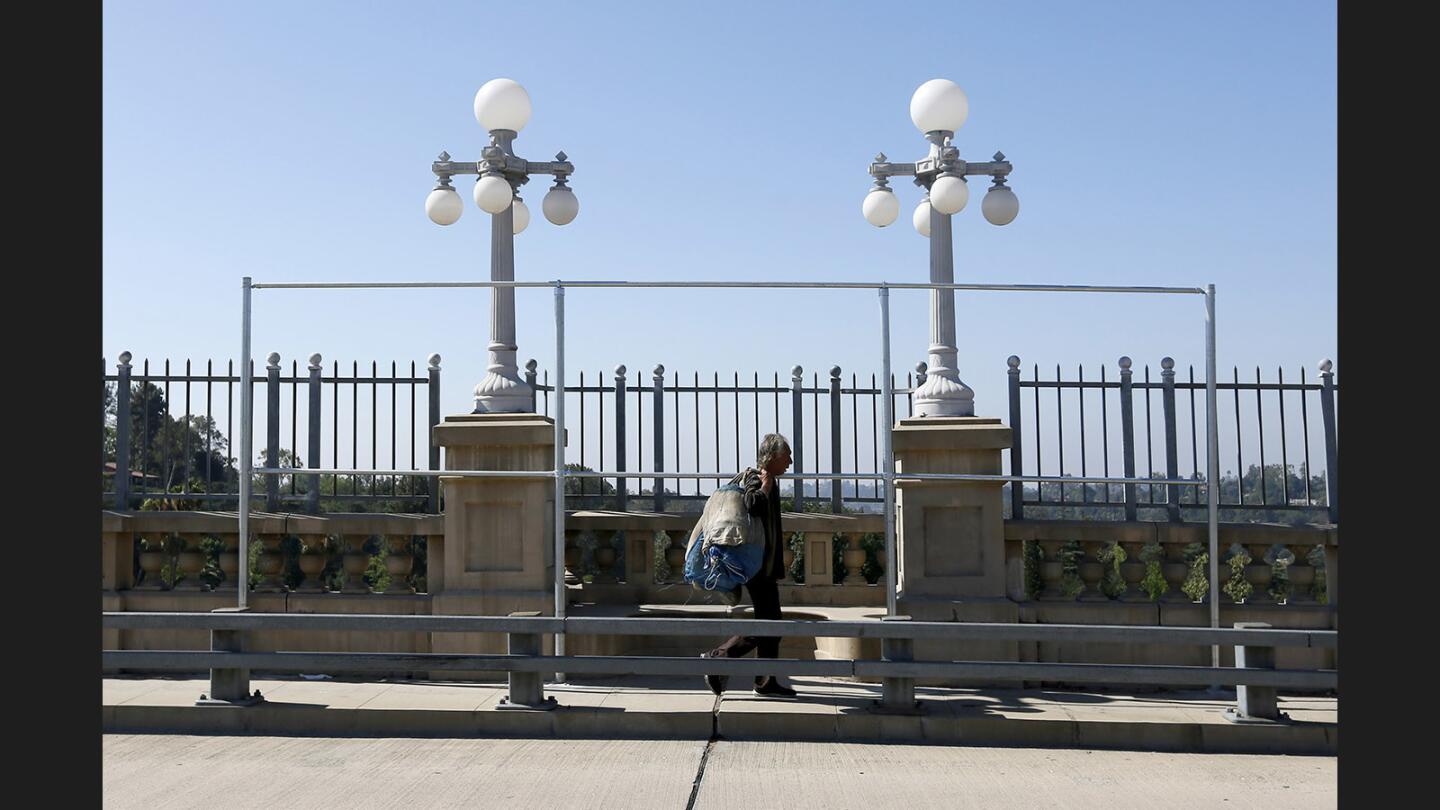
xmin=103 ymin=0 xmax=1336 ymax=485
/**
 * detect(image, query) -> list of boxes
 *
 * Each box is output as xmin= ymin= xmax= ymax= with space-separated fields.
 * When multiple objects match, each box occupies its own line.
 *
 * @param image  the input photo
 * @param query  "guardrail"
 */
xmin=103 ymin=611 xmax=1335 ymax=721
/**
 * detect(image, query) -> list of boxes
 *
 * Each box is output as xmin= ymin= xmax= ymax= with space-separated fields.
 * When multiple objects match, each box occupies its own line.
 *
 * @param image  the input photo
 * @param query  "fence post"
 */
xmin=1007 ymin=356 xmax=1023 ymax=519
xmin=1161 ymin=357 xmax=1181 ymax=521
xmin=653 ymin=364 xmax=666 ymax=512
xmin=1223 ymin=621 xmax=1286 ymax=723
xmin=614 ymin=365 xmax=627 ymax=511
xmin=497 ymin=611 xmax=556 ymax=710
xmin=525 ymin=359 xmax=538 ymax=414
xmin=306 ymin=354 xmax=322 ymax=514
xmin=830 ymin=365 xmax=842 ymax=514
xmin=114 ymin=352 xmax=133 ymax=510
xmin=1119 ymin=356 xmax=1137 ymax=521
xmin=427 ymin=354 xmax=441 ymax=514
xmin=876 ymin=615 xmax=919 ymax=713
xmin=791 ymin=365 xmax=804 ymax=512
xmin=265 ymin=352 xmax=281 ymax=512
xmin=196 ymin=607 xmax=262 ymax=707
xmin=1318 ymin=359 xmax=1338 ymax=524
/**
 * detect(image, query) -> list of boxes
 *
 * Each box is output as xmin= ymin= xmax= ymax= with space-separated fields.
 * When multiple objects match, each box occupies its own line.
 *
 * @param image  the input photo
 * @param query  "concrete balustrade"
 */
xmin=103 ymin=507 xmax=1335 ymax=680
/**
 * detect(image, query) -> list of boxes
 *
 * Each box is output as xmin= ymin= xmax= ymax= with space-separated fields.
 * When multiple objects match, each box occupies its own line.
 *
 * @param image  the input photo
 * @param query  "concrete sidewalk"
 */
xmin=104 ymin=675 xmax=1336 ymax=755
xmin=103 ymin=734 xmax=1338 ymax=810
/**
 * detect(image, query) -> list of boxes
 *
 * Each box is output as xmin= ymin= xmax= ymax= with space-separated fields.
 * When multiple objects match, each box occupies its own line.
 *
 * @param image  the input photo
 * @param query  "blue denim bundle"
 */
xmin=683 ymin=482 xmax=765 ymax=592
xmin=684 ymin=530 xmax=765 ymax=592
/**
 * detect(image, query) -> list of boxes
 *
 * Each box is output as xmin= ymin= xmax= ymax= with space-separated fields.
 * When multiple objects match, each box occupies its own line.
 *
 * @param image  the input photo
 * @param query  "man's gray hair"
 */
xmin=756 ymin=433 xmax=792 ymax=468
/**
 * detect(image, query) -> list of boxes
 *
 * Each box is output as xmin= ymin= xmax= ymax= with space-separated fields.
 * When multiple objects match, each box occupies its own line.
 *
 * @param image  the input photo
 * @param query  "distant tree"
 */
xmin=1013 ymin=463 xmax=1330 ymax=526
xmin=106 ymin=382 xmax=233 ymax=493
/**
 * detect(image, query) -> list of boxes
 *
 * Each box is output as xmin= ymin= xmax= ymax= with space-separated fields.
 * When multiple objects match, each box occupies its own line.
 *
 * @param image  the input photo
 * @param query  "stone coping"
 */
xmin=103 ymin=511 xmax=1334 ymax=544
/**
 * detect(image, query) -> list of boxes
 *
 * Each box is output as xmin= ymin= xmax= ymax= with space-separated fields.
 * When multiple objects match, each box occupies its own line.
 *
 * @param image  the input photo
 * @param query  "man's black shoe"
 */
xmin=752 ymin=678 xmax=797 ymax=698
xmin=700 ymin=653 xmax=728 ymax=695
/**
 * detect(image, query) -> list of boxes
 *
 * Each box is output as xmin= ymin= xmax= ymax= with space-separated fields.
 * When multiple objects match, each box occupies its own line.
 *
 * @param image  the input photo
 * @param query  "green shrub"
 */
xmin=787 ymin=533 xmax=805 ymax=583
xmin=1306 ymin=544 xmax=1328 ymax=604
xmin=1138 ymin=542 xmax=1169 ymax=601
xmin=198 ymin=535 xmax=225 ymax=590
xmin=1022 ymin=539 xmax=1045 ymax=601
xmin=1057 ymin=539 xmax=1085 ymax=599
xmin=859 ymin=533 xmax=884 ymax=585
xmin=1264 ymin=544 xmax=1295 ymax=603
xmin=363 ymin=535 xmax=390 ymax=592
xmin=1181 ymin=542 xmax=1209 ymax=603
xmin=1222 ymin=543 xmax=1253 ymax=603
xmin=1097 ymin=541 xmax=1128 ymax=599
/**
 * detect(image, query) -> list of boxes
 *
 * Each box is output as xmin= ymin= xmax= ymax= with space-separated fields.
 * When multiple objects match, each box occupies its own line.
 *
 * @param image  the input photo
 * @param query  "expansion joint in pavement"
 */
xmin=684 ymin=695 xmax=723 ymax=810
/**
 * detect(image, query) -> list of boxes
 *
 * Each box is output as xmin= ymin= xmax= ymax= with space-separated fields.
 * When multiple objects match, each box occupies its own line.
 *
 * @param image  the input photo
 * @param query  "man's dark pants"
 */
xmin=705 ymin=574 xmax=781 ymax=685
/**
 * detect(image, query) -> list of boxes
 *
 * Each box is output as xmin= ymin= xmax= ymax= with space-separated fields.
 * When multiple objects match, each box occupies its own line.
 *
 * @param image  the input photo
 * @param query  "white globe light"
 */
xmin=982 ymin=185 xmax=1020 ymax=226
xmin=473 ymin=78 xmax=532 ymax=132
xmin=862 ymin=188 xmax=899 ymax=227
xmin=425 ymin=188 xmax=462 ymax=226
xmin=910 ymin=79 xmax=970 ymax=134
xmin=473 ymin=175 xmax=514 ymax=214
xmin=929 ymin=175 xmax=969 ymax=215
xmin=543 ymin=185 xmax=578 ymax=225
xmin=512 ymin=197 xmax=530 ymax=234
xmin=913 ymin=199 xmax=931 ymax=237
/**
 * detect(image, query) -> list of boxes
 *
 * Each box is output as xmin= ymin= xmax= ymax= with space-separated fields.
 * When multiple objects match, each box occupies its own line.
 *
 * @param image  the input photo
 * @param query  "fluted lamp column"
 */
xmin=863 ymin=79 xmax=1021 ymax=416
xmin=425 ymin=78 xmax=580 ymax=413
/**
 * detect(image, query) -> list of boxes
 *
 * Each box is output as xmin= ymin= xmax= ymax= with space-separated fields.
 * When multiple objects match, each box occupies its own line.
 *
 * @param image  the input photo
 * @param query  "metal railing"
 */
xmin=102 ymin=611 xmax=1336 ymax=721
xmin=235 ymin=277 xmax=1224 ymax=664
xmin=104 ymin=354 xmax=442 ymax=513
xmin=525 ymin=364 xmax=925 ymax=513
xmin=1008 ymin=357 xmax=1339 ymax=523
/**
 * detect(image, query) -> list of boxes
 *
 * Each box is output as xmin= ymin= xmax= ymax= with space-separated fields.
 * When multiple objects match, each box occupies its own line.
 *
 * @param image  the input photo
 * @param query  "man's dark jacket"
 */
xmin=736 ymin=467 xmax=785 ymax=580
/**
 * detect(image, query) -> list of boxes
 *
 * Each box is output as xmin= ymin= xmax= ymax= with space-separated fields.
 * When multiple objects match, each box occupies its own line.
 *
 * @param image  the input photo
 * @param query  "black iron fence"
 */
xmin=1008 ymin=356 xmax=1339 ymax=523
xmin=103 ymin=351 xmax=441 ymax=512
xmin=526 ymin=362 xmax=924 ymax=513
xmin=103 ymin=351 xmax=1338 ymax=524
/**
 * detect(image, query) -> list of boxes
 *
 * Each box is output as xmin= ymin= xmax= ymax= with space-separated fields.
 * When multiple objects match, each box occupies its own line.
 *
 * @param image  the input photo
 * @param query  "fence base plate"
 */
xmin=195 ymin=694 xmax=266 ymax=708
xmin=495 ymin=696 xmax=559 ymax=711
xmin=1222 ymin=707 xmax=1291 ymax=725
xmin=867 ymin=699 xmax=925 ymax=716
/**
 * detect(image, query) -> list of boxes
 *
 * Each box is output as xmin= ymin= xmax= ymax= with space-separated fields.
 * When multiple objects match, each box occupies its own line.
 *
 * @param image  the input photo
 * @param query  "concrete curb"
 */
xmin=104 ymin=696 xmax=1334 ymax=755
xmin=716 ymin=709 xmax=1335 ymax=755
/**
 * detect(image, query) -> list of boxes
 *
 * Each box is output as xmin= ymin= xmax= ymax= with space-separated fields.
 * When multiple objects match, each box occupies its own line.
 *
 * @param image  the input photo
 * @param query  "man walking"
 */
xmin=700 ymin=433 xmax=797 ymax=698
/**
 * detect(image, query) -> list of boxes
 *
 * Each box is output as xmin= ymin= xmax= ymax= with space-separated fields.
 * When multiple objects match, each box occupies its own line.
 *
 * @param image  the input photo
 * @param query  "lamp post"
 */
xmin=426 ymin=78 xmax=579 ymax=413
xmin=863 ymin=79 xmax=1019 ymax=417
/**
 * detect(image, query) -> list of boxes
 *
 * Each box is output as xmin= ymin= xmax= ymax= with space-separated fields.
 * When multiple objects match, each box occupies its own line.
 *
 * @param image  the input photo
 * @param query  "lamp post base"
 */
xmin=473 ymin=370 xmax=535 ymax=414
xmin=911 ymin=373 xmax=975 ymax=417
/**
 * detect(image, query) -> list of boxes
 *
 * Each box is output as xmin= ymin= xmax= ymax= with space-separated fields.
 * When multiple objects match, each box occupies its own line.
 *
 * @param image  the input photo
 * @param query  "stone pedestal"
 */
xmin=894 ymin=416 xmax=1011 ymax=601
xmin=430 ymin=413 xmax=558 ymax=677
xmin=893 ymin=416 xmax=1016 ymax=683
